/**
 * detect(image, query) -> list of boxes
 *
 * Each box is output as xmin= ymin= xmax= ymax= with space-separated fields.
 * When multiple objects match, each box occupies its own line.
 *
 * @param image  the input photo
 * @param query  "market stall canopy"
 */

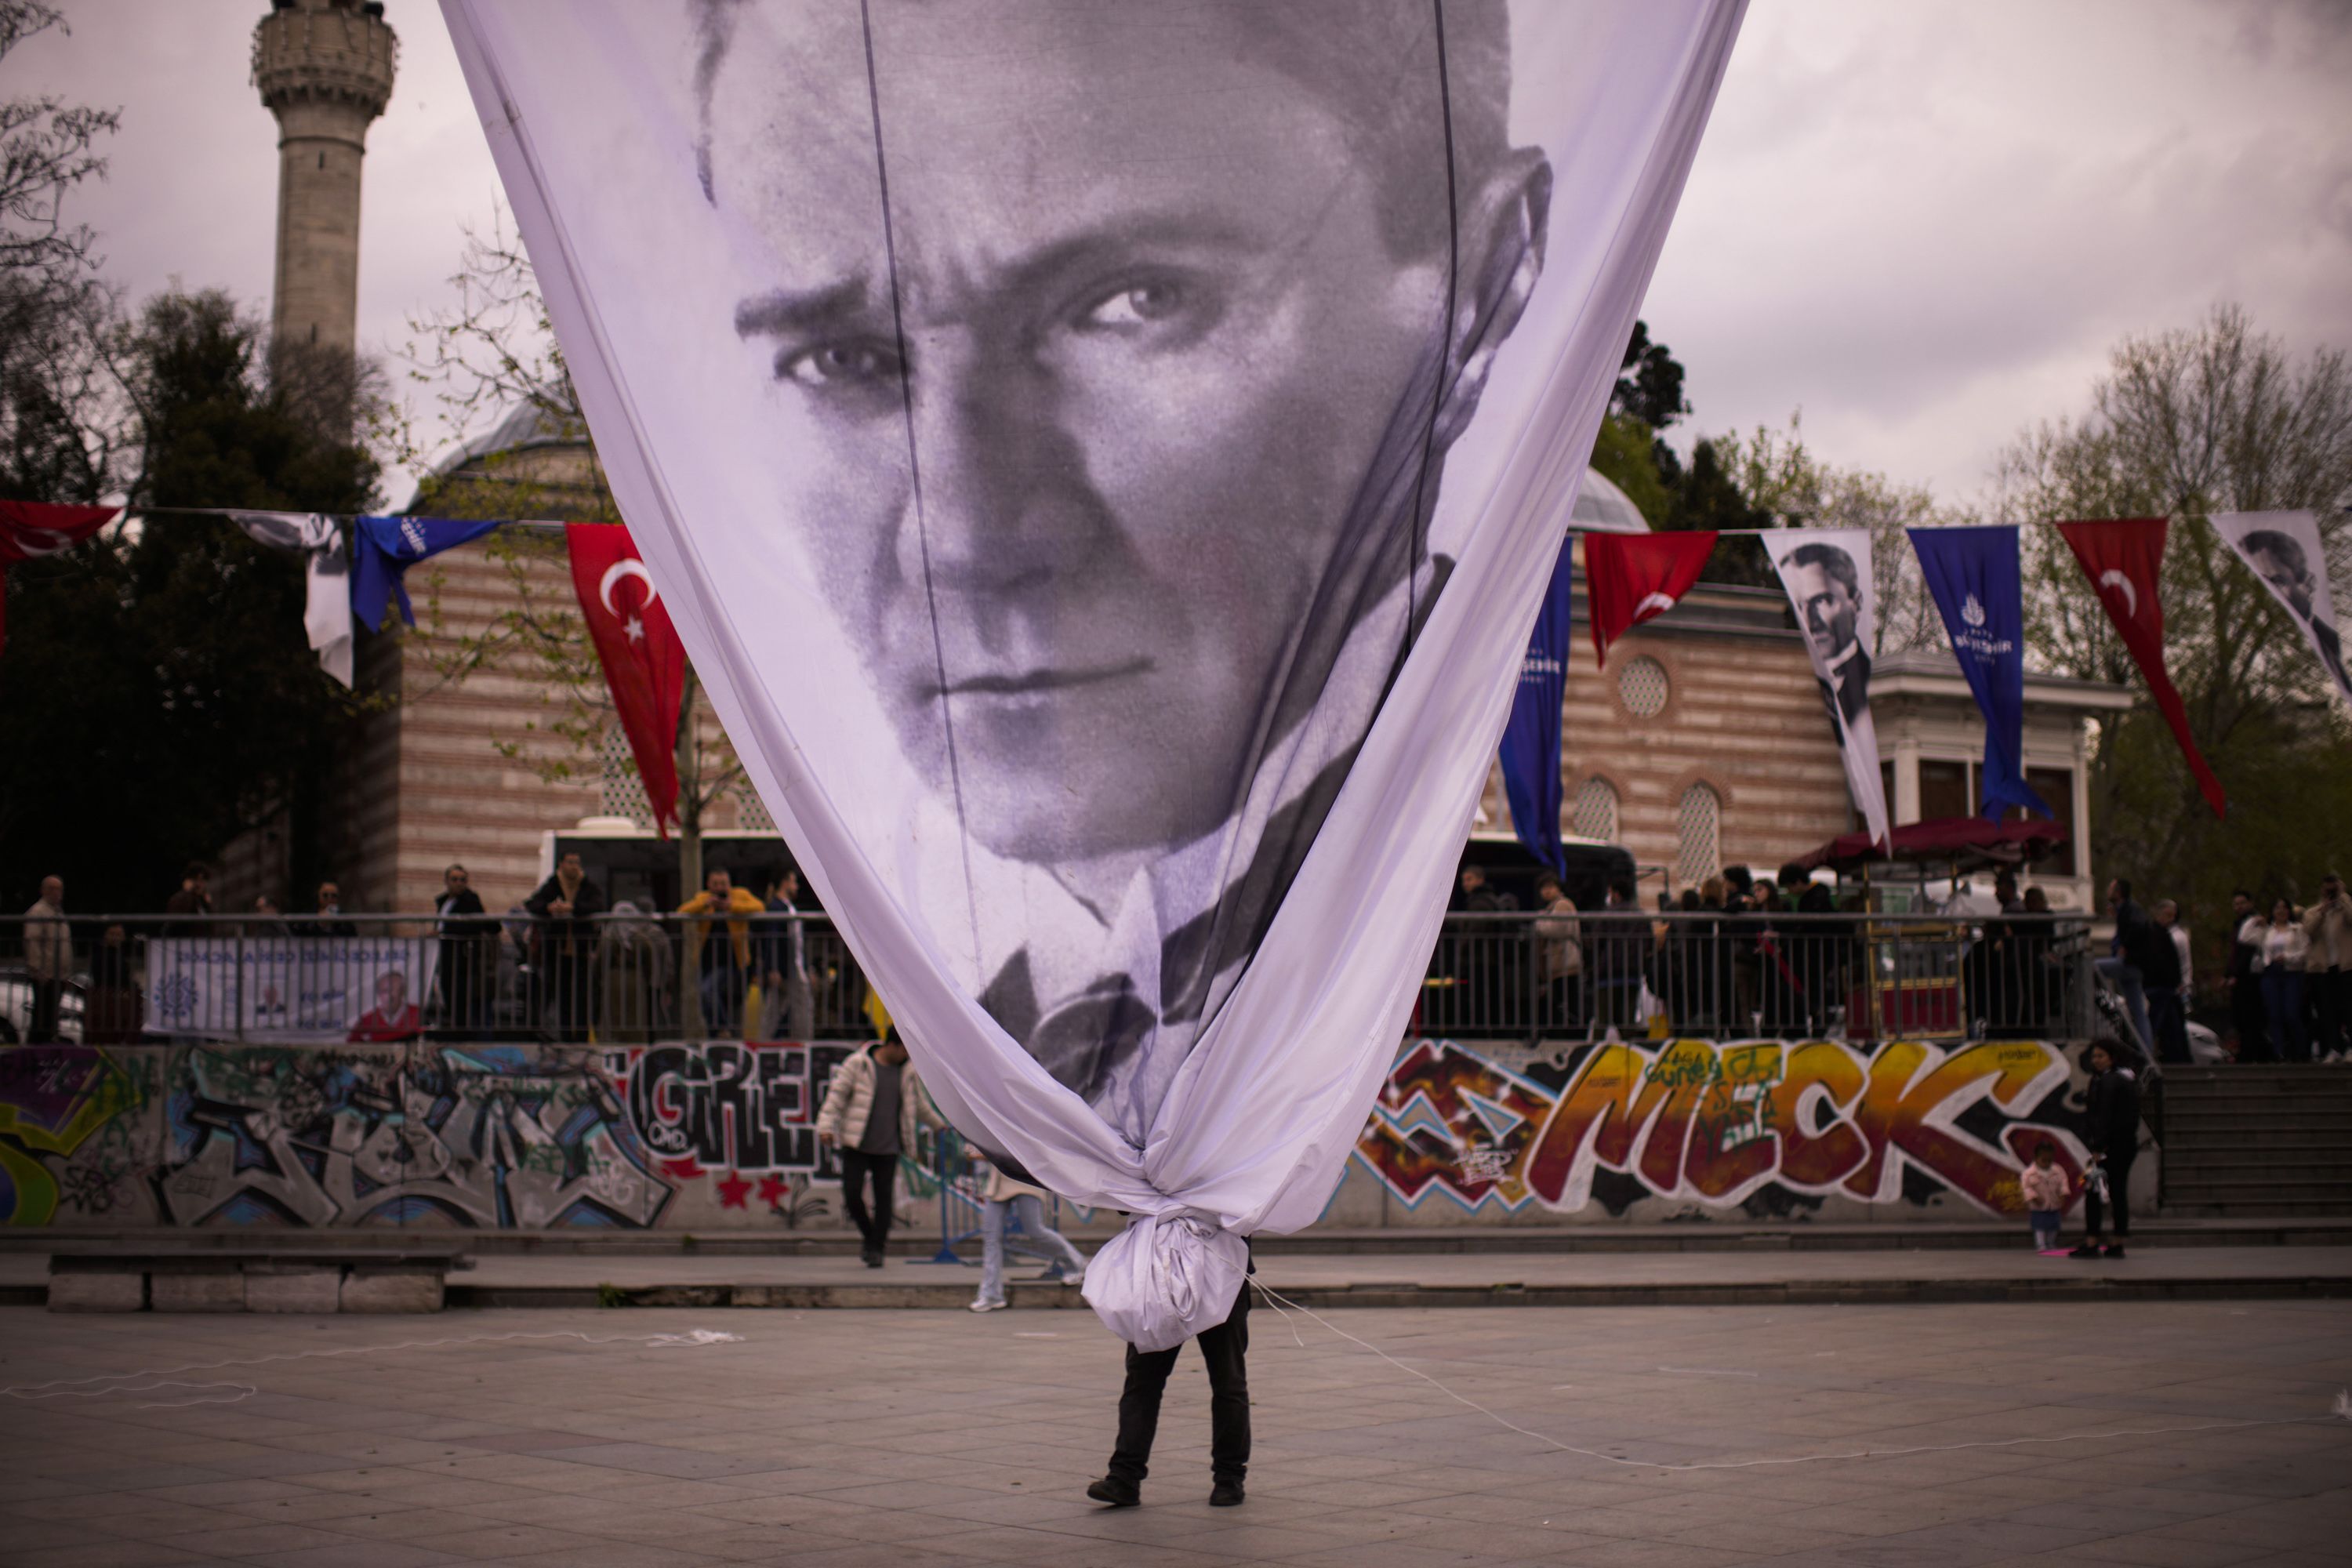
xmin=1794 ymin=817 xmax=2070 ymax=877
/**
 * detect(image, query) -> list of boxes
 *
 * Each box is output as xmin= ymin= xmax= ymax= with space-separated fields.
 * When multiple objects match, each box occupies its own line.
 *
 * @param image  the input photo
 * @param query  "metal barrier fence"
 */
xmin=4 ymin=909 xmax=2094 ymax=1046
xmin=1422 ymin=910 xmax=2098 ymax=1043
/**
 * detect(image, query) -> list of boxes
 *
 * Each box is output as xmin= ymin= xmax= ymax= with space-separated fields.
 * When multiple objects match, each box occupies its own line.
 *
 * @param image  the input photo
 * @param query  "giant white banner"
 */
xmin=445 ymin=0 xmax=1744 ymax=1345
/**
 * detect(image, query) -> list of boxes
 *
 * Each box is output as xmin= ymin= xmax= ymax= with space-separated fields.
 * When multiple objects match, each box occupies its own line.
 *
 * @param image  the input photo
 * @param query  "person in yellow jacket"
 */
xmin=678 ymin=868 xmax=765 ymax=1036
xmin=816 ymin=1029 xmax=946 ymax=1266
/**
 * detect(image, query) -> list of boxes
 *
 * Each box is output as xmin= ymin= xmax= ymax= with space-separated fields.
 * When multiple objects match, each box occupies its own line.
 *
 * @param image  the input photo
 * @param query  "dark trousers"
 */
xmin=2085 ymin=1153 xmax=2134 ymax=1239
xmin=837 ymin=1149 xmax=897 ymax=1253
xmin=2314 ymin=970 xmax=2352 ymax=1059
xmin=2147 ymin=990 xmax=2190 ymax=1065
xmin=2231 ymin=976 xmax=2271 ymax=1062
xmin=28 ymin=978 xmax=63 ymax=1042
xmin=1109 ymin=1281 xmax=1250 ymax=1486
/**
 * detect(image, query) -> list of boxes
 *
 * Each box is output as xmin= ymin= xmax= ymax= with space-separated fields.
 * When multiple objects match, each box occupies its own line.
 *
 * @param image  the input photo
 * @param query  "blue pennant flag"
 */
xmin=350 ymin=516 xmax=504 ymax=632
xmin=1907 ymin=524 xmax=2048 ymax=820
xmin=1499 ymin=535 xmax=1577 ymax=873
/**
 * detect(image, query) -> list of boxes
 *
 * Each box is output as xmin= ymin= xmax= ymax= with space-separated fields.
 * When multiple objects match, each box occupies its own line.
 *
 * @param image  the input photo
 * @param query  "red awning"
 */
xmin=1793 ymin=817 xmax=2069 ymax=877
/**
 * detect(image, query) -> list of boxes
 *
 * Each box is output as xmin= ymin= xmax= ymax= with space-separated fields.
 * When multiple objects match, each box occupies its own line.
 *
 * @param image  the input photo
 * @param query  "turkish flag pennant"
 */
xmin=0 ymin=501 xmax=122 ymax=658
xmin=2056 ymin=518 xmax=2226 ymax=819
xmin=565 ymin=522 xmax=685 ymax=837
xmin=1584 ymin=529 xmax=1717 ymax=669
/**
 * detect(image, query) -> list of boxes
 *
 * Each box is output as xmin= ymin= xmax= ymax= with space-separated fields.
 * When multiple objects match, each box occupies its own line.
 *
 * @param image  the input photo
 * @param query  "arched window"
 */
xmin=1570 ymin=776 xmax=1620 ymax=843
xmin=1675 ymin=782 xmax=1721 ymax=888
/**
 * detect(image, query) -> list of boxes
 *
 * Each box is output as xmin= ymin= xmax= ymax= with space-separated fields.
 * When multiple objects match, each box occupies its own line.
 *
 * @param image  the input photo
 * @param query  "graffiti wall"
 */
xmin=5 ymin=1036 xmax=2123 ymax=1232
xmin=1340 ymin=1036 xmax=2107 ymax=1224
xmin=2 ymin=1040 xmax=877 ymax=1232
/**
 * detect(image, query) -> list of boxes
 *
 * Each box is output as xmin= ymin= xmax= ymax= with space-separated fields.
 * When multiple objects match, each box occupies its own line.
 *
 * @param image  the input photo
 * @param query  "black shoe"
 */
xmin=1209 ymin=1479 xmax=1245 ymax=1508
xmin=2067 ymin=1243 xmax=2101 ymax=1258
xmin=1086 ymin=1477 xmax=1140 ymax=1508
xmin=862 ymin=1248 xmax=883 ymax=1269
xmin=2102 ymin=1243 xmax=2126 ymax=1258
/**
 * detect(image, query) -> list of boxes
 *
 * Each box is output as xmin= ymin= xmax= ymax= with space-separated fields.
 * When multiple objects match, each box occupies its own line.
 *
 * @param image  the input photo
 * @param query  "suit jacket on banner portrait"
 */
xmin=443 ymin=0 xmax=1747 ymax=1348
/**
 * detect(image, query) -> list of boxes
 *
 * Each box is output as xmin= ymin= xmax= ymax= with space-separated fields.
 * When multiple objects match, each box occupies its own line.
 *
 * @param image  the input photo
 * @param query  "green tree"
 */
xmin=0 ymin=291 xmax=378 ymax=910
xmin=0 ymin=0 xmax=123 ymax=503
xmin=1994 ymin=304 xmax=2352 ymax=971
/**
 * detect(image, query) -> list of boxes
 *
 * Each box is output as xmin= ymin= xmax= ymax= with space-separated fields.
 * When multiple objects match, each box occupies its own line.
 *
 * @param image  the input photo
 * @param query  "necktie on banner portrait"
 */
xmin=2056 ymin=518 xmax=2227 ymax=819
xmin=0 ymin=502 xmax=121 ymax=658
xmin=445 ymin=0 xmax=1745 ymax=1348
xmin=230 ymin=511 xmax=356 ymax=687
xmin=1907 ymin=524 xmax=2047 ymax=820
xmin=1497 ymin=538 xmax=1576 ymax=874
xmin=1769 ymin=527 xmax=1891 ymax=848
xmin=1584 ymin=529 xmax=1717 ymax=670
xmin=349 ymin=514 xmax=503 ymax=633
xmin=565 ymin=523 xmax=686 ymax=837
xmin=2212 ymin=510 xmax=2352 ymax=709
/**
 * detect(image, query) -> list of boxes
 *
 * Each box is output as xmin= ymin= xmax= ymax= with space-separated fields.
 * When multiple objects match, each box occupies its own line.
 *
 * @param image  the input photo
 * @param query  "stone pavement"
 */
xmin=2 ymin=1300 xmax=2347 ymax=1567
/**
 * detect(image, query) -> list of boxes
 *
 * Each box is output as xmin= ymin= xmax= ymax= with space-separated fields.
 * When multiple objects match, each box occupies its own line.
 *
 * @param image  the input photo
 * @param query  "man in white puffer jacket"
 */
xmin=817 ymin=1029 xmax=945 ymax=1267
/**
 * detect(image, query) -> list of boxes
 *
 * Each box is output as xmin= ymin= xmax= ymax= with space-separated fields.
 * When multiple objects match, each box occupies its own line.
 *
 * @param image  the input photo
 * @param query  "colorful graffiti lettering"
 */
xmin=606 ymin=1042 xmax=851 ymax=1175
xmin=157 ymin=1044 xmax=671 ymax=1229
xmin=1 ymin=1047 xmax=156 ymax=1225
xmin=604 ymin=1041 xmax=862 ymax=1217
xmin=1356 ymin=1038 xmax=2085 ymax=1217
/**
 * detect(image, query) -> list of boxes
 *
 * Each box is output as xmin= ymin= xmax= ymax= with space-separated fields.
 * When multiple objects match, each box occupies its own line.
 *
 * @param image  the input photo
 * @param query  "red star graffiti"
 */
xmin=715 ymin=1171 xmax=753 ymax=1209
xmin=756 ymin=1174 xmax=790 ymax=1207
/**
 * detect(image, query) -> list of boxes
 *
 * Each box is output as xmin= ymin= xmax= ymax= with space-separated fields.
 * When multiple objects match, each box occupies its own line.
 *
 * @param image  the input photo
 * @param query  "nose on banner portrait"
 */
xmin=445 ymin=0 xmax=1744 ymax=1344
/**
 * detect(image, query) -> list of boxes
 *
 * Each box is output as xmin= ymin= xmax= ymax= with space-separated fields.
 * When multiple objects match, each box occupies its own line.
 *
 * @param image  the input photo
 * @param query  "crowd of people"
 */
xmin=2099 ymin=873 xmax=2352 ymax=1065
xmin=6 ymin=856 xmax=846 ymax=1046
xmin=1440 ymin=861 xmax=2074 ymax=1042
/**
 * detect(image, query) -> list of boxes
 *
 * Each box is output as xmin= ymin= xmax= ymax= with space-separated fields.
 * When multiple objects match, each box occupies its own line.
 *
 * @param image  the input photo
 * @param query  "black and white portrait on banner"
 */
xmin=672 ymin=0 xmax=1552 ymax=1138
xmin=447 ymin=0 xmax=1745 ymax=1304
xmin=2213 ymin=511 xmax=2351 ymax=708
xmin=1773 ymin=528 xmax=1892 ymax=847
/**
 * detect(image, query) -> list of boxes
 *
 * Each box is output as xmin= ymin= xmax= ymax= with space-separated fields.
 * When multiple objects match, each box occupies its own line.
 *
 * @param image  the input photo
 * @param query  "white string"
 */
xmin=1249 ymin=1280 xmax=2347 ymax=1473
xmin=3 ymin=1328 xmax=742 ymax=1410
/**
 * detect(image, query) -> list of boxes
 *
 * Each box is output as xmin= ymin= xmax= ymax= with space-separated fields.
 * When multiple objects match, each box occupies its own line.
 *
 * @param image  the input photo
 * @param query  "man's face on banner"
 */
xmin=1784 ymin=554 xmax=1860 ymax=665
xmin=709 ymin=3 xmax=1541 ymax=867
xmin=2246 ymin=540 xmax=2316 ymax=622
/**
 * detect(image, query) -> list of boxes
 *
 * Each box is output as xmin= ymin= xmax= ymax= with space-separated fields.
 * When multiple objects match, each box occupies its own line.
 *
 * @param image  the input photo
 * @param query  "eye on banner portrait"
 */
xmin=445 ymin=0 xmax=1744 ymax=1345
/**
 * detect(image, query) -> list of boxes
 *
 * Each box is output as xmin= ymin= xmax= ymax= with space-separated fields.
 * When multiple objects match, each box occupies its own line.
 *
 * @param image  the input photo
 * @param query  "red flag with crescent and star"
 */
xmin=2056 ymin=517 xmax=2224 ymax=819
xmin=1 ymin=501 xmax=121 ymax=658
xmin=566 ymin=522 xmax=685 ymax=836
xmin=1583 ymin=529 xmax=1717 ymax=670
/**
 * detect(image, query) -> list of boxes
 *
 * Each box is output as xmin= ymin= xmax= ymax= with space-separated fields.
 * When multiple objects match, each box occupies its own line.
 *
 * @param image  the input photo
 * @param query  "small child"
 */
xmin=2018 ymin=1140 xmax=2067 ymax=1251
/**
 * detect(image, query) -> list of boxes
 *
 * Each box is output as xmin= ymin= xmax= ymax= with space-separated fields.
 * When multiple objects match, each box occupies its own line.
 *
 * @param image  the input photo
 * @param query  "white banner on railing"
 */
xmin=143 ymin=938 xmax=440 ymax=1044
xmin=445 ymin=0 xmax=1744 ymax=1345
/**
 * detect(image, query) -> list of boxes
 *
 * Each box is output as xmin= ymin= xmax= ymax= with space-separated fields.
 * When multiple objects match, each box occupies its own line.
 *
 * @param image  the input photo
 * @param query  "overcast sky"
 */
xmin=13 ymin=0 xmax=2351 ymax=510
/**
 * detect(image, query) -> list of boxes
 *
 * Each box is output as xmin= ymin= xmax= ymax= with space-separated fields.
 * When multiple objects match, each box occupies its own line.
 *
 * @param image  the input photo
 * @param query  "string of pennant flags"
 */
xmin=3 ymin=500 xmax=2345 ymax=858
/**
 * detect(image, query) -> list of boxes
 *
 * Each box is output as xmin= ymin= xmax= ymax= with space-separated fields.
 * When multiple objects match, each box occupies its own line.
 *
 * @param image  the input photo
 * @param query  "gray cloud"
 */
xmin=13 ymin=1 xmax=2350 ymax=510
